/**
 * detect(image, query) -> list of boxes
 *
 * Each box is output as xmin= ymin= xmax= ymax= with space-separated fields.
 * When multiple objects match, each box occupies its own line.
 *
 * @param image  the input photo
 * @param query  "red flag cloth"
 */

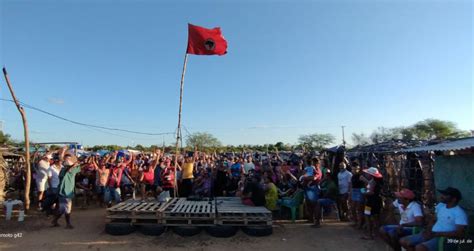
xmin=187 ymin=24 xmax=227 ymax=55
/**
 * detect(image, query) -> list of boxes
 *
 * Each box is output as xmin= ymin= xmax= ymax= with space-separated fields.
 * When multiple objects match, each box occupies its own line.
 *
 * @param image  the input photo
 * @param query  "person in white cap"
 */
xmin=36 ymin=153 xmax=52 ymax=210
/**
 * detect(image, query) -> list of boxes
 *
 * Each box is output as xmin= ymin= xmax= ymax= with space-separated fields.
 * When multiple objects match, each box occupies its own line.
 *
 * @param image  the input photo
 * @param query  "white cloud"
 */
xmin=48 ymin=98 xmax=65 ymax=105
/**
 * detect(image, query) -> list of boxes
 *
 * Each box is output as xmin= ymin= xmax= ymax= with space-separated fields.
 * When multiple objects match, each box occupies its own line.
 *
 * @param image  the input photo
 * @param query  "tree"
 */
xmin=396 ymin=127 xmax=417 ymax=140
xmin=274 ymin=142 xmax=284 ymax=151
xmin=105 ymin=145 xmax=121 ymax=151
xmin=412 ymin=119 xmax=468 ymax=140
xmin=135 ymin=144 xmax=145 ymax=151
xmin=185 ymin=132 xmax=222 ymax=150
xmin=369 ymin=127 xmax=399 ymax=144
xmin=48 ymin=145 xmax=61 ymax=151
xmin=90 ymin=145 xmax=103 ymax=152
xmin=351 ymin=133 xmax=370 ymax=146
xmin=0 ymin=131 xmax=12 ymax=145
xmin=360 ymin=119 xmax=469 ymax=144
xmin=298 ymin=133 xmax=335 ymax=150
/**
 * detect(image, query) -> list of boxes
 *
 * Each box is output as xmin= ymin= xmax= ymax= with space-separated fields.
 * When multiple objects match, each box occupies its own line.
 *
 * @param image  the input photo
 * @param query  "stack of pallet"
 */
xmin=159 ymin=198 xmax=216 ymax=226
xmin=106 ymin=200 xmax=165 ymax=225
xmin=215 ymin=197 xmax=272 ymax=226
xmin=106 ymin=197 xmax=272 ymax=227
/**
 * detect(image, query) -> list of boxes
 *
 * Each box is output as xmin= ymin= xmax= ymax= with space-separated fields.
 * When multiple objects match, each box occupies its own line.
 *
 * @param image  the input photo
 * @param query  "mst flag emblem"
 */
xmin=187 ymin=24 xmax=227 ymax=55
xmin=204 ymin=38 xmax=216 ymax=51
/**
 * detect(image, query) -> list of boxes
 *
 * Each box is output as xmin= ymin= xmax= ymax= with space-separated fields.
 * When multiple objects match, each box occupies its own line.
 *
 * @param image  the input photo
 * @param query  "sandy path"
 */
xmin=0 ymin=207 xmax=386 ymax=251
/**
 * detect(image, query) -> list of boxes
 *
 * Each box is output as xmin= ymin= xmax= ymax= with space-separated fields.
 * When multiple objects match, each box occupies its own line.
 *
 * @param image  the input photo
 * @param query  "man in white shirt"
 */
xmin=42 ymin=156 xmax=63 ymax=215
xmin=48 ymin=156 xmax=63 ymax=194
xmin=243 ymin=156 xmax=255 ymax=175
xmin=380 ymin=188 xmax=423 ymax=251
xmin=337 ymin=162 xmax=352 ymax=221
xmin=36 ymin=153 xmax=52 ymax=210
xmin=400 ymin=187 xmax=468 ymax=251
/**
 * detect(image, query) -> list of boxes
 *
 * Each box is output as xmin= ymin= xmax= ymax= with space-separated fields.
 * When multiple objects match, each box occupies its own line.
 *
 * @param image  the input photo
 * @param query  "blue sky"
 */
xmin=0 ymin=0 xmax=472 ymax=147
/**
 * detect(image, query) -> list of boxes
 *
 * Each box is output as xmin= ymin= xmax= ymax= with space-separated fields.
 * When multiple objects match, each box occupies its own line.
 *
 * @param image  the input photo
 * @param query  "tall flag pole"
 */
xmin=175 ymin=53 xmax=188 ymax=160
xmin=174 ymin=23 xmax=227 ymax=197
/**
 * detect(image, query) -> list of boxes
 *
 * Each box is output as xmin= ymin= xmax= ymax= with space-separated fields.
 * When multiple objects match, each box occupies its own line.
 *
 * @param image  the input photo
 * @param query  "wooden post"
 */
xmin=174 ymin=53 xmax=189 ymax=197
xmin=2 ymin=67 xmax=32 ymax=210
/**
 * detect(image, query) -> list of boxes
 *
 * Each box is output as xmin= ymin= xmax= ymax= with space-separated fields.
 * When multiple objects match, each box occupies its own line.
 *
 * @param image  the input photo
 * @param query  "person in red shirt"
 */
xmin=161 ymin=157 xmax=180 ymax=198
xmin=103 ymin=151 xmax=133 ymax=207
xmin=104 ymin=163 xmax=123 ymax=207
xmin=139 ymin=150 xmax=161 ymax=200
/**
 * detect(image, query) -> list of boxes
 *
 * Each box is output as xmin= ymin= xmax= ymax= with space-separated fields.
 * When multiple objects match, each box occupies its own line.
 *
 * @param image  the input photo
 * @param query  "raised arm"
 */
xmin=286 ymin=170 xmax=298 ymax=182
xmin=59 ymin=146 xmax=68 ymax=161
xmin=91 ymin=156 xmax=99 ymax=170
xmin=109 ymin=151 xmax=118 ymax=164
xmin=124 ymin=153 xmax=134 ymax=166
xmin=193 ymin=149 xmax=199 ymax=162
xmin=275 ymin=148 xmax=284 ymax=163
xmin=150 ymin=150 xmax=161 ymax=169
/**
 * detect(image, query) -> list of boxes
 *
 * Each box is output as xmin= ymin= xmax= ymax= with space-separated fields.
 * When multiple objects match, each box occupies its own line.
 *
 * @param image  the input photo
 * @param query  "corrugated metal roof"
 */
xmin=347 ymin=140 xmax=428 ymax=154
xmin=401 ymin=137 xmax=474 ymax=152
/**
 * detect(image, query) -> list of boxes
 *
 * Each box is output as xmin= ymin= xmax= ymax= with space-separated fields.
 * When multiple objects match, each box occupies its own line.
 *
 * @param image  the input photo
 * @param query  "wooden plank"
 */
xmin=123 ymin=202 xmax=140 ymax=211
xmin=108 ymin=202 xmax=125 ymax=211
xmin=149 ymin=202 xmax=162 ymax=211
xmin=158 ymin=198 xmax=176 ymax=212
xmin=140 ymin=203 xmax=154 ymax=211
xmin=172 ymin=202 xmax=184 ymax=213
xmin=142 ymin=202 xmax=156 ymax=211
xmin=188 ymin=201 xmax=195 ymax=213
xmin=198 ymin=204 xmax=205 ymax=214
xmin=117 ymin=203 xmax=132 ymax=210
xmin=181 ymin=202 xmax=189 ymax=214
xmin=108 ymin=202 xmax=132 ymax=212
xmin=134 ymin=203 xmax=149 ymax=211
xmin=137 ymin=203 xmax=150 ymax=211
xmin=171 ymin=199 xmax=185 ymax=213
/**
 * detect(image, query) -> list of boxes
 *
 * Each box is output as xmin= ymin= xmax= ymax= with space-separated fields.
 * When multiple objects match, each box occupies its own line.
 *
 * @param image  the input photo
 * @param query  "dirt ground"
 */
xmin=0 ymin=207 xmax=386 ymax=251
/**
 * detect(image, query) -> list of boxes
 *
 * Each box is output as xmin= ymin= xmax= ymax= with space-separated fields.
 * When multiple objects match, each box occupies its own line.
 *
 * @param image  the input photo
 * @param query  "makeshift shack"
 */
xmin=401 ymin=137 xmax=474 ymax=215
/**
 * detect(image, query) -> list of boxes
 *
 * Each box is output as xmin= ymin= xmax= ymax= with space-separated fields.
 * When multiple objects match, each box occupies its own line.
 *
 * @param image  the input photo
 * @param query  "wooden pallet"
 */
xmin=106 ymin=199 xmax=166 ymax=224
xmin=161 ymin=198 xmax=215 ymax=218
xmin=159 ymin=198 xmax=216 ymax=226
xmin=216 ymin=199 xmax=272 ymax=226
xmin=104 ymin=197 xmax=273 ymax=227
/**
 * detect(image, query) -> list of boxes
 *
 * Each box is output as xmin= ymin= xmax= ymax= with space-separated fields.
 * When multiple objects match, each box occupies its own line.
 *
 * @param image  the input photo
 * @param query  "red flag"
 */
xmin=187 ymin=23 xmax=227 ymax=56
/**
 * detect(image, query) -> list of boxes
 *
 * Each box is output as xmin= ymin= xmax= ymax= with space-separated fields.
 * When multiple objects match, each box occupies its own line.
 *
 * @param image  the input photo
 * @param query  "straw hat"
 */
xmin=363 ymin=167 xmax=382 ymax=178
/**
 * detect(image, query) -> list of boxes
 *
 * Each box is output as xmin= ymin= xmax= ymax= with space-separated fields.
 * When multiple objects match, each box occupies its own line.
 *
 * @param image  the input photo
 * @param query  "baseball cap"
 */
xmin=438 ymin=187 xmax=462 ymax=201
xmin=394 ymin=188 xmax=415 ymax=200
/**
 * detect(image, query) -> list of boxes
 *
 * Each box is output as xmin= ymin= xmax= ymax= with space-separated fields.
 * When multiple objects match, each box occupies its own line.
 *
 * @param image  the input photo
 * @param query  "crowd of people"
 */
xmin=24 ymin=146 xmax=469 ymax=251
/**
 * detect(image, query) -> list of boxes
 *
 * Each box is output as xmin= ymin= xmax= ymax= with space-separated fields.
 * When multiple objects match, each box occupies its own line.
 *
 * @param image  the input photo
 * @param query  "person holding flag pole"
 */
xmin=173 ymin=23 xmax=228 ymax=197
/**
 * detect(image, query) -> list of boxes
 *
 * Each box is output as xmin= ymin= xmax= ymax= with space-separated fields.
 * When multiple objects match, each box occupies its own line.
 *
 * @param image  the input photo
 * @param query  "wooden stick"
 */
xmin=174 ymin=53 xmax=189 ymax=197
xmin=2 ymin=67 xmax=32 ymax=210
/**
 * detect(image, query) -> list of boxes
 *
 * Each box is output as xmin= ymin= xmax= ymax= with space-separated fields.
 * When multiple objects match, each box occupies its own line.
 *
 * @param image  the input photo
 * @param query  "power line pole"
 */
xmin=341 ymin=125 xmax=346 ymax=146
